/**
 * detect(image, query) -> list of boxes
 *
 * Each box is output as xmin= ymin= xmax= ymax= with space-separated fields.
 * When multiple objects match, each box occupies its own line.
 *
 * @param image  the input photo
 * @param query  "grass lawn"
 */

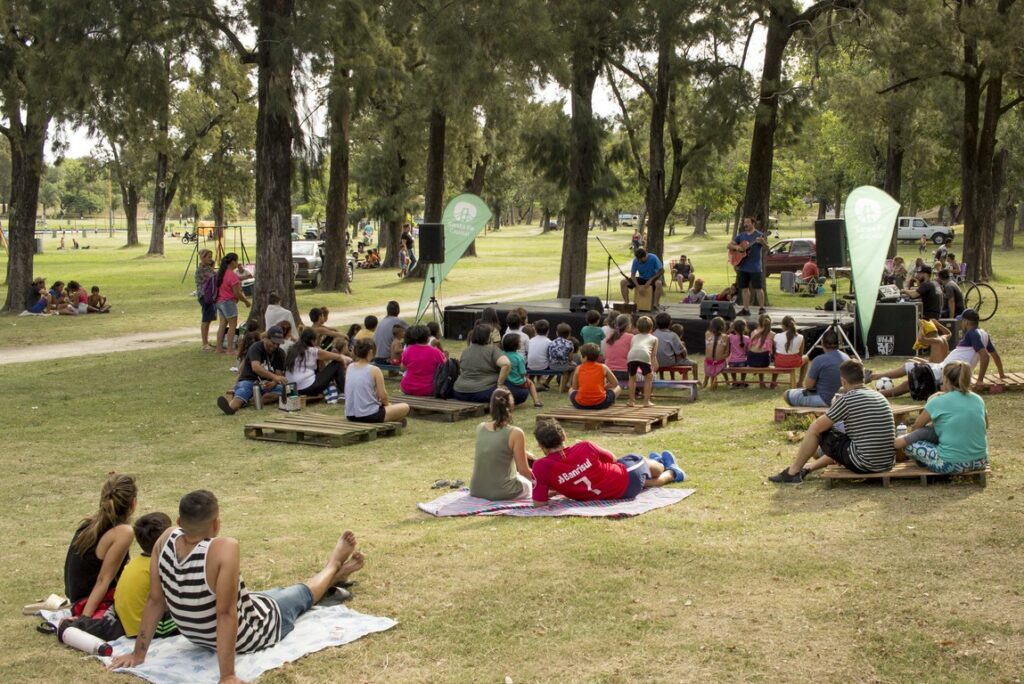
xmin=2 ymin=217 xmax=1023 ymax=682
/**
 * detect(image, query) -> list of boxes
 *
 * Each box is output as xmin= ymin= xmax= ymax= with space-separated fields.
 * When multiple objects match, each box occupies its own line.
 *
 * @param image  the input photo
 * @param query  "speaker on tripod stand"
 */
xmin=809 ymin=218 xmax=860 ymax=360
xmin=416 ymin=223 xmax=446 ymax=330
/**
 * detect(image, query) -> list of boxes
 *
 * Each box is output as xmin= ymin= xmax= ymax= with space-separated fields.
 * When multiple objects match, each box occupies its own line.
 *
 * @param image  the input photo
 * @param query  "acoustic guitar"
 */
xmin=728 ymin=240 xmax=751 ymax=267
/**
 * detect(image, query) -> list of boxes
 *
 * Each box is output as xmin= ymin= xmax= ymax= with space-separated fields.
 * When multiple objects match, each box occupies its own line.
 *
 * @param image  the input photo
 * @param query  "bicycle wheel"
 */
xmin=964 ymin=282 xmax=999 ymax=321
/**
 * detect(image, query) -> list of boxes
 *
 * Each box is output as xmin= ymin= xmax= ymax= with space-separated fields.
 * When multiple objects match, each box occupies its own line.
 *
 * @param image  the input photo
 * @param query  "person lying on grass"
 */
xmin=217 ymin=325 xmax=289 ymax=415
xmin=109 ymin=490 xmax=365 ymax=684
xmin=768 ymin=359 xmax=895 ymax=484
xmin=530 ymin=419 xmax=684 ymax=506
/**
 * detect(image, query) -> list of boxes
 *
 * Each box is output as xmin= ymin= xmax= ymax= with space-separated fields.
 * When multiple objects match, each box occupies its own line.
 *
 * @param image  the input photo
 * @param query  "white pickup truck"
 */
xmin=895 ymin=216 xmax=955 ymax=244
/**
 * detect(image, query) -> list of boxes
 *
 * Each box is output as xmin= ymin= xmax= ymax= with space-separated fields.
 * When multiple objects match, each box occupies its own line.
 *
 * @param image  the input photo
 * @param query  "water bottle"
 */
xmin=253 ymin=383 xmax=263 ymax=410
xmin=59 ymin=625 xmax=113 ymax=657
xmin=896 ymin=424 xmax=908 ymax=440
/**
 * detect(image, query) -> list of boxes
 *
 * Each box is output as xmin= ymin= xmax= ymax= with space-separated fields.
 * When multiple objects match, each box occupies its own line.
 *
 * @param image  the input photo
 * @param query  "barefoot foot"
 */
xmin=329 ymin=530 xmax=357 ymax=570
xmin=334 ymin=551 xmax=365 ymax=584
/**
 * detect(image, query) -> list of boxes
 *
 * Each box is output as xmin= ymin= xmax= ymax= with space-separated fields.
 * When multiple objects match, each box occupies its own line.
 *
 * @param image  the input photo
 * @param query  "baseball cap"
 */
xmin=266 ymin=325 xmax=286 ymax=343
xmin=960 ymin=308 xmax=980 ymax=322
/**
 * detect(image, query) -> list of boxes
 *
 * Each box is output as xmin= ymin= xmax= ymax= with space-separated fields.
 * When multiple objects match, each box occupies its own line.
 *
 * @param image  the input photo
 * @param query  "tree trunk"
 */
xmin=252 ymin=0 xmax=298 ymax=321
xmin=1 ymin=108 xmax=49 ymax=312
xmin=382 ymin=216 xmax=401 ymax=267
xmin=212 ymin=193 xmax=225 ymax=236
xmin=462 ymin=155 xmax=487 ymax=258
xmin=1001 ymin=200 xmax=1016 ymax=250
xmin=559 ymin=49 xmax=601 ymax=298
xmin=406 ymin=106 xmax=447 ymax=278
xmin=883 ymin=124 xmax=904 ymax=257
xmin=691 ymin=205 xmax=708 ymax=237
xmin=643 ymin=37 xmax=672 ymax=261
xmin=740 ymin=9 xmax=791 ymax=227
xmin=122 ymin=183 xmax=140 ymax=247
xmin=540 ymin=208 xmax=551 ymax=233
xmin=148 ymin=150 xmax=169 ymax=256
xmin=1017 ymin=201 xmax=1024 ymax=233
xmin=817 ymin=200 xmax=827 ymax=220
xmin=320 ymin=65 xmax=352 ymax=293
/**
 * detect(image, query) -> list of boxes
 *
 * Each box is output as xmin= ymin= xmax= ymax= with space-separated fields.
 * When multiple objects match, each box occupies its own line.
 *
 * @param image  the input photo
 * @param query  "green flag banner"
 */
xmin=843 ymin=186 xmax=900 ymax=347
xmin=416 ymin=193 xmax=492 ymax=320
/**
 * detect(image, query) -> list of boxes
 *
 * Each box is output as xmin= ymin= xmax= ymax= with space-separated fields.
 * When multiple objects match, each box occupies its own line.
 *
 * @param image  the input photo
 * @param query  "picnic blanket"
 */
xmin=42 ymin=605 xmax=396 ymax=684
xmin=417 ymin=487 xmax=696 ymax=518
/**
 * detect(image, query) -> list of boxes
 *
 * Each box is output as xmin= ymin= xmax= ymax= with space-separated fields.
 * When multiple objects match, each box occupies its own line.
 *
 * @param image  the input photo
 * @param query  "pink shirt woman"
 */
xmin=400 ymin=342 xmax=446 ymax=396
xmin=602 ymin=332 xmax=633 ymax=374
xmin=217 ymin=269 xmax=240 ymax=303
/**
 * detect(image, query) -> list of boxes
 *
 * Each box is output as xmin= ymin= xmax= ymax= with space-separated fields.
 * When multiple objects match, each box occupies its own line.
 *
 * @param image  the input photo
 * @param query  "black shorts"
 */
xmin=736 ymin=270 xmax=764 ymax=289
xmin=347 ymin=406 xmax=386 ymax=423
xmin=625 ymin=277 xmax=651 ymax=289
xmin=818 ymin=429 xmax=871 ymax=474
xmin=627 ymin=361 xmax=653 ymax=376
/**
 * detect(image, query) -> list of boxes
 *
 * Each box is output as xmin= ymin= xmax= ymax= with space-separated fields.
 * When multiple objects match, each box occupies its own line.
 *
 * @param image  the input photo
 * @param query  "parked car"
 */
xmin=764 ymin=237 xmax=816 ymax=276
xmin=618 ymin=213 xmax=639 ymax=227
xmin=896 ymin=216 xmax=955 ymax=244
xmin=292 ymin=241 xmax=355 ymax=288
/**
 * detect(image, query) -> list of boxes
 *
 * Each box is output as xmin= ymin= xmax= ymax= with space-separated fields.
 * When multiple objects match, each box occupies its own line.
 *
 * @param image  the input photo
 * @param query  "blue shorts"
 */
xmin=785 ymin=388 xmax=828 ymax=408
xmin=199 ymin=297 xmax=217 ymax=323
xmin=570 ymin=389 xmax=616 ymax=410
xmin=217 ymin=300 xmax=238 ymax=319
xmin=256 ymin=583 xmax=313 ymax=639
xmin=233 ymin=380 xmax=284 ymax=406
xmin=618 ymin=454 xmax=651 ymax=499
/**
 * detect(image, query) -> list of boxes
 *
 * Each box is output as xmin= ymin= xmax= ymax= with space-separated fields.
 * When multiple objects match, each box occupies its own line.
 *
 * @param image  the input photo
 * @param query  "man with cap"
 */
xmin=217 ymin=325 xmax=288 ymax=414
xmin=901 ymin=265 xmax=942 ymax=320
xmin=620 ymin=247 xmax=665 ymax=309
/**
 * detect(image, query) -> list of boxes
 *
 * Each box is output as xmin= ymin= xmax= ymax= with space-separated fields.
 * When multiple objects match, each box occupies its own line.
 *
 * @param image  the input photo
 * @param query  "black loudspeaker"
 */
xmin=856 ymin=302 xmax=919 ymax=356
xmin=569 ymin=295 xmax=602 ymax=313
xmin=814 ymin=219 xmax=848 ymax=269
xmin=700 ymin=299 xmax=736 ymax=320
xmin=418 ymin=223 xmax=445 ymax=263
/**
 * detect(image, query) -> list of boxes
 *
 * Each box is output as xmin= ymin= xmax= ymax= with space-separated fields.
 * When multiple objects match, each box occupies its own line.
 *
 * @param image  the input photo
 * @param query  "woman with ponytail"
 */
xmin=894 ymin=361 xmax=989 ymax=474
xmin=214 ymin=252 xmax=251 ymax=355
xmin=64 ymin=473 xmax=137 ymax=617
xmin=602 ymin=314 xmax=635 ymax=382
xmin=470 ymin=387 xmax=535 ymax=500
xmin=285 ymin=328 xmax=350 ymax=399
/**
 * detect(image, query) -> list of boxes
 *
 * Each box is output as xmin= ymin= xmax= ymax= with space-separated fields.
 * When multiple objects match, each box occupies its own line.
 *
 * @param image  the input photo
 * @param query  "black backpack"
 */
xmin=433 ymin=358 xmax=461 ymax=399
xmin=907 ymin=362 xmax=938 ymax=401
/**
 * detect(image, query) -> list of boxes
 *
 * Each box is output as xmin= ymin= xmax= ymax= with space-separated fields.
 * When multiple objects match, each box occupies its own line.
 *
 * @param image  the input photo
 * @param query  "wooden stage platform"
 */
xmin=444 ymin=299 xmax=854 ymax=351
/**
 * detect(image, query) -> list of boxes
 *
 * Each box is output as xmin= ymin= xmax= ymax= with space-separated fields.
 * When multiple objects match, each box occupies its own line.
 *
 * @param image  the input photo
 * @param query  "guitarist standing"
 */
xmin=729 ymin=217 xmax=768 ymax=316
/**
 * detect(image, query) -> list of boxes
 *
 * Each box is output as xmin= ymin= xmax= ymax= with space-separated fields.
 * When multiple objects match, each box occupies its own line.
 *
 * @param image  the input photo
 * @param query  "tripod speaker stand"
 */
xmin=808 ymin=270 xmax=860 ymax=361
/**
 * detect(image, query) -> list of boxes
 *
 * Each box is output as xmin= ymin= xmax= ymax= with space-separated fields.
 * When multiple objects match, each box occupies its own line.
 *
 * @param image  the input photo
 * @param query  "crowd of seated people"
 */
xmin=23 ymin=277 xmax=110 ymax=315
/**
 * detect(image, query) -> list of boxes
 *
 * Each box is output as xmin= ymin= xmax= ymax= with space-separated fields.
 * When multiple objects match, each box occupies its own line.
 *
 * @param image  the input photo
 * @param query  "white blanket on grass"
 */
xmin=42 ymin=606 xmax=396 ymax=684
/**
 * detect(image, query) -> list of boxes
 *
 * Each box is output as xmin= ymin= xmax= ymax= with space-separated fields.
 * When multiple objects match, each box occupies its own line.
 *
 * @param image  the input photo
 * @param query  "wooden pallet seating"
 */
xmin=657 ymin=365 xmax=694 ymax=380
xmin=821 ymin=462 xmax=989 ymax=488
xmin=619 ymin=379 xmax=699 ymax=402
xmin=774 ymin=404 xmax=923 ymax=423
xmin=710 ymin=366 xmax=799 ymax=390
xmin=527 ymin=368 xmax=574 ymax=392
xmin=973 ymin=372 xmax=1024 ymax=394
xmin=535 ymin=405 xmax=682 ymax=434
xmin=399 ymin=395 xmax=490 ymax=422
xmin=244 ymin=412 xmax=404 ymax=447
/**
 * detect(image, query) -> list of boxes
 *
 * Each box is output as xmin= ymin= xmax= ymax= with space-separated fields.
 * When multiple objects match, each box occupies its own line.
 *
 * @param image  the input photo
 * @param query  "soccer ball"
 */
xmin=874 ymin=377 xmax=894 ymax=391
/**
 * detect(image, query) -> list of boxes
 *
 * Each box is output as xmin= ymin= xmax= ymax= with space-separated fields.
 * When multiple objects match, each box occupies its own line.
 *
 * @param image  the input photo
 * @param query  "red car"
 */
xmin=764 ymin=238 xmax=816 ymax=276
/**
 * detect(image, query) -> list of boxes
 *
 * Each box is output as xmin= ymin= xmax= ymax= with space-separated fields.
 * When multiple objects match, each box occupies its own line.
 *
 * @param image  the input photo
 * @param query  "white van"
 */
xmin=618 ymin=213 xmax=639 ymax=227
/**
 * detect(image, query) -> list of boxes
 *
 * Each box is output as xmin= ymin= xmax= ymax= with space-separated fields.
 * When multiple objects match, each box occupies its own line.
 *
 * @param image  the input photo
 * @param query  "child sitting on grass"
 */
xmin=88 ymin=285 xmax=111 ymax=313
xmin=389 ymin=325 xmax=406 ymax=365
xmin=703 ymin=317 xmax=729 ymax=387
xmin=626 ymin=315 xmax=659 ymax=407
xmin=502 ymin=333 xmax=543 ymax=407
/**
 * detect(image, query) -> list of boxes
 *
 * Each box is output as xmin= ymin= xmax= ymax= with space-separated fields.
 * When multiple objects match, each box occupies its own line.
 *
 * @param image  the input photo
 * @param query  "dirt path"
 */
xmin=1 ymin=270 xmax=616 ymax=366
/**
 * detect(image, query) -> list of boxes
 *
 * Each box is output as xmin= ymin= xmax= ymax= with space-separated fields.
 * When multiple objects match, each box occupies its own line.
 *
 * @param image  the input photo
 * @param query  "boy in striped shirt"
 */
xmin=769 ymin=359 xmax=895 ymax=484
xmin=109 ymin=491 xmax=364 ymax=682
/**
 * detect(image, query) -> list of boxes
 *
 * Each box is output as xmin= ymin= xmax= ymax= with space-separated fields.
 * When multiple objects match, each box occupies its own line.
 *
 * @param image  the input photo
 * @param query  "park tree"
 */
xmin=740 ymin=0 xmax=863 ymax=228
xmin=0 ymin=0 xmax=127 ymax=310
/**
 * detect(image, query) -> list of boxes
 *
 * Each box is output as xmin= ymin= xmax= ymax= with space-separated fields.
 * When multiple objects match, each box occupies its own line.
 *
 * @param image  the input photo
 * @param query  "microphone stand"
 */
xmin=595 ymin=236 xmax=633 ymax=311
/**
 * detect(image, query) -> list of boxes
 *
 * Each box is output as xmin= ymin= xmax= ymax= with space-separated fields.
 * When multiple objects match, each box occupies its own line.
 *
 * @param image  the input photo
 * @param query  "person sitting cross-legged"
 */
xmin=783 ymin=330 xmax=849 ymax=408
xmin=530 ymin=419 xmax=684 ymax=506
xmin=470 ymin=388 xmax=536 ymax=501
xmin=769 ymin=359 xmax=895 ymax=484
xmin=569 ymin=343 xmax=622 ymax=410
xmin=217 ymin=326 xmax=289 ymax=415
xmin=894 ymin=361 xmax=989 ymax=474
xmin=108 ymin=490 xmax=365 ymax=684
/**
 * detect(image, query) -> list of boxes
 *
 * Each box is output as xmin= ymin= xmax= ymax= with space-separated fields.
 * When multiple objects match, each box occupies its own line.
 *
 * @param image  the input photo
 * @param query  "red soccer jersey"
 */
xmin=531 ymin=441 xmax=629 ymax=503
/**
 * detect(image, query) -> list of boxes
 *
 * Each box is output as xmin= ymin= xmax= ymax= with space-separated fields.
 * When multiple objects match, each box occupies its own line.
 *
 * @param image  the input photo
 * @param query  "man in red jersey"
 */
xmin=530 ymin=420 xmax=684 ymax=505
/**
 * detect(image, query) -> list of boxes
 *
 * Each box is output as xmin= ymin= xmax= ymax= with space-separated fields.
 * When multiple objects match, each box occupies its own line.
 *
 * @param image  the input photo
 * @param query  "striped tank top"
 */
xmin=158 ymin=528 xmax=282 ymax=653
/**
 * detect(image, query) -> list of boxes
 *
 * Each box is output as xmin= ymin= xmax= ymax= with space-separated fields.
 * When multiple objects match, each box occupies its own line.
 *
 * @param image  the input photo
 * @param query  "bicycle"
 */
xmin=962 ymin=279 xmax=998 ymax=321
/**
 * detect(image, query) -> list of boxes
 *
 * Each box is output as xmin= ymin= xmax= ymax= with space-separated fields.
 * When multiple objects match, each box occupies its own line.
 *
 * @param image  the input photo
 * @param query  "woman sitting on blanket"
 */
xmin=529 ymin=420 xmax=685 ymax=506
xmin=894 ymin=361 xmax=988 ymax=474
xmin=470 ymin=388 xmax=536 ymax=501
xmin=64 ymin=473 xmax=136 ymax=618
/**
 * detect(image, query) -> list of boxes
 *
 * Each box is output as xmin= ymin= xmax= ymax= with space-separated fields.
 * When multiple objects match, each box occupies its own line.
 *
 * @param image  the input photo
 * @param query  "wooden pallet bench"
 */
xmin=710 ymin=366 xmax=799 ymax=390
xmin=535 ymin=405 xmax=682 ymax=434
xmin=973 ymin=372 xmax=1024 ymax=394
xmin=657 ymin=365 xmax=695 ymax=380
xmin=244 ymin=412 xmax=404 ymax=447
xmin=619 ymin=379 xmax=699 ymax=402
xmin=774 ymin=404 xmax=923 ymax=423
xmin=528 ymin=368 xmax=574 ymax=392
xmin=821 ymin=462 xmax=989 ymax=488
xmin=399 ymin=394 xmax=489 ymax=422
